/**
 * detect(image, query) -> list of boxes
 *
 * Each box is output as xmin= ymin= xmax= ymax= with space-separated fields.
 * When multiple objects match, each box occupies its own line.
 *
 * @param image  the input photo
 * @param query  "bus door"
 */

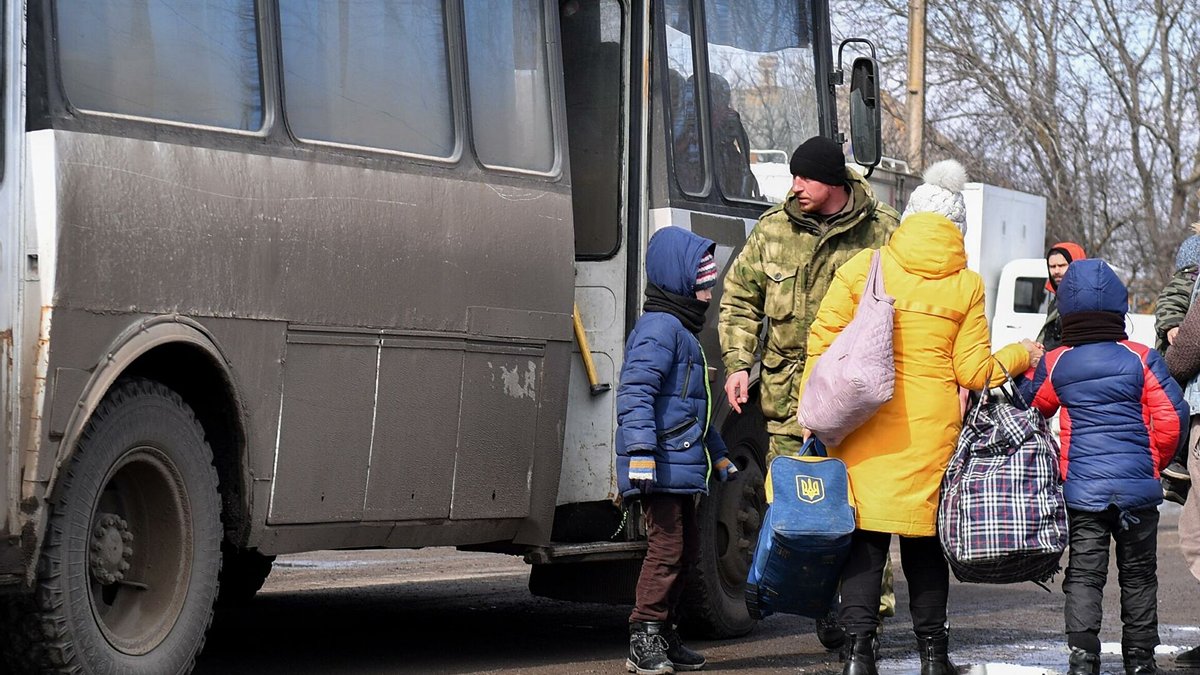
xmin=558 ymin=0 xmax=637 ymax=507
xmin=0 ymin=1 xmax=18 ymax=539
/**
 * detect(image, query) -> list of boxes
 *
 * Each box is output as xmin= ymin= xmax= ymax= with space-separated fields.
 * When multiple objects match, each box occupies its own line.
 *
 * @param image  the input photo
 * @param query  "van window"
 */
xmin=57 ymin=0 xmax=263 ymax=130
xmin=279 ymin=0 xmax=454 ymax=157
xmin=463 ymin=0 xmax=555 ymax=172
xmin=1014 ymin=277 xmax=1049 ymax=314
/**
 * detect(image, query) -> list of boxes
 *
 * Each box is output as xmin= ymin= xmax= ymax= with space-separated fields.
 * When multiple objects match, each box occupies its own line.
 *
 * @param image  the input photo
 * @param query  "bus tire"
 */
xmin=7 ymin=378 xmax=222 ymax=674
xmin=216 ymin=543 xmax=274 ymax=607
xmin=680 ymin=409 xmax=768 ymax=639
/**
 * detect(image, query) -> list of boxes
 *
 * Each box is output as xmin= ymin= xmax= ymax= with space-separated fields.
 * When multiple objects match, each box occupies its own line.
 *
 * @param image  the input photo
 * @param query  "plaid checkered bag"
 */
xmin=937 ymin=367 xmax=1067 ymax=584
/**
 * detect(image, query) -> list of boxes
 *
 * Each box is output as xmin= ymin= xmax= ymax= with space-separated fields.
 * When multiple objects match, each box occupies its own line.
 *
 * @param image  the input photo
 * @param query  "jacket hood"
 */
xmin=1046 ymin=241 xmax=1087 ymax=291
xmin=1057 ymin=259 xmax=1128 ymax=316
xmin=1049 ymin=241 xmax=1087 ymax=263
xmin=782 ymin=167 xmax=877 ymax=233
xmin=886 ymin=212 xmax=967 ymax=280
xmin=645 ymin=226 xmax=716 ymax=297
xmin=1176 ymin=235 xmax=1200 ymax=272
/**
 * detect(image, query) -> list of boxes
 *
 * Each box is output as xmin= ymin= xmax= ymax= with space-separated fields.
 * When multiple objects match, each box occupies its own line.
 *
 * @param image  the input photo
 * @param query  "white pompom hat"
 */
xmin=901 ymin=159 xmax=969 ymax=233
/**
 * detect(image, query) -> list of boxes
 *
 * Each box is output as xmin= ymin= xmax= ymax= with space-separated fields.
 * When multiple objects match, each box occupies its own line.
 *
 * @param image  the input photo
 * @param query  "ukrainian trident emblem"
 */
xmin=796 ymin=475 xmax=825 ymax=503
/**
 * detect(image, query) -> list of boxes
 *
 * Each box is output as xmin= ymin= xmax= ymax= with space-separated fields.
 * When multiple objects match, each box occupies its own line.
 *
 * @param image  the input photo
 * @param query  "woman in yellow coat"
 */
xmin=798 ymin=161 xmax=1041 ymax=675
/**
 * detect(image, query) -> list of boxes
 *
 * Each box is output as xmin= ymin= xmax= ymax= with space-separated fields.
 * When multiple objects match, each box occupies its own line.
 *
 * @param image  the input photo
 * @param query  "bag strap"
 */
xmin=990 ymin=356 xmax=1033 ymax=408
xmin=968 ymin=357 xmax=1028 ymax=426
xmin=800 ymin=437 xmax=827 ymax=457
xmin=866 ymin=250 xmax=884 ymax=300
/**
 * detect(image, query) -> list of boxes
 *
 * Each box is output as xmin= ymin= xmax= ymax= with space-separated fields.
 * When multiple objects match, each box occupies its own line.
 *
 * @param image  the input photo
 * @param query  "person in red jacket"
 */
xmin=1029 ymin=259 xmax=1188 ymax=675
xmin=1037 ymin=242 xmax=1088 ymax=351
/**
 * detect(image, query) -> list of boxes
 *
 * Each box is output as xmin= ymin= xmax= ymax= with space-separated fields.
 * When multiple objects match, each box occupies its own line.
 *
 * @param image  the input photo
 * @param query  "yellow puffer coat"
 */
xmin=799 ymin=213 xmax=1030 ymax=536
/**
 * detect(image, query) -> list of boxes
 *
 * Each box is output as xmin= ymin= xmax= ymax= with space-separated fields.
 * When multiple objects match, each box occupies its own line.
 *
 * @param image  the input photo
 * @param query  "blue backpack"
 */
xmin=745 ymin=440 xmax=856 ymax=619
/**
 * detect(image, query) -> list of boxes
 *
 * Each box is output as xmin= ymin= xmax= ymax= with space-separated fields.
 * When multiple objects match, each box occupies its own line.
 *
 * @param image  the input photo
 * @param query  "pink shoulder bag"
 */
xmin=796 ymin=250 xmax=895 ymax=446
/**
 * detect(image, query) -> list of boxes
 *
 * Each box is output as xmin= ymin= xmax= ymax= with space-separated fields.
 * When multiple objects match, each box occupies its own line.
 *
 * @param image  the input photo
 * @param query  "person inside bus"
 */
xmin=669 ymin=69 xmax=703 ymax=193
xmin=708 ymin=73 xmax=760 ymax=200
xmin=616 ymin=226 xmax=738 ymax=675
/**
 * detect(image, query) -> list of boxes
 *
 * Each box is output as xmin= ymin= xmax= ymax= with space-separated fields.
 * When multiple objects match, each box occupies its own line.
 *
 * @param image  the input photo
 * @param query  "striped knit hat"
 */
xmin=695 ymin=252 xmax=718 ymax=291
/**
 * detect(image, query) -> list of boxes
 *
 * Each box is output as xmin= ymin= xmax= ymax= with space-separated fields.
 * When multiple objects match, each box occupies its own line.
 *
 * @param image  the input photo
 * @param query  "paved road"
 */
xmin=196 ymin=506 xmax=1198 ymax=674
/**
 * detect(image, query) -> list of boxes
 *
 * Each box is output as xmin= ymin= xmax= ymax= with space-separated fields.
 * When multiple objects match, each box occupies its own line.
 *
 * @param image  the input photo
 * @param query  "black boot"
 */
xmin=917 ymin=630 xmax=957 ymax=675
xmin=1175 ymin=644 xmax=1200 ymax=668
xmin=662 ymin=625 xmax=705 ymax=671
xmin=1122 ymin=646 xmax=1158 ymax=675
xmin=628 ymin=622 xmax=673 ymax=675
xmin=841 ymin=631 xmax=879 ymax=675
xmin=1067 ymin=647 xmax=1100 ymax=675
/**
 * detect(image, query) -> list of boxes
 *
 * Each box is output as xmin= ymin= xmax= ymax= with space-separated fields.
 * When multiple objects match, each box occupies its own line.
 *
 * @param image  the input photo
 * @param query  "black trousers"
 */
xmin=839 ymin=529 xmax=949 ymax=636
xmin=1063 ymin=506 xmax=1160 ymax=653
xmin=630 ymin=494 xmax=700 ymax=624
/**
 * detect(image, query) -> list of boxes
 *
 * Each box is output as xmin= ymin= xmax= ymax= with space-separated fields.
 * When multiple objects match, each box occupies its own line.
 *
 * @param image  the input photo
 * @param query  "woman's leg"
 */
xmin=898 ymin=535 xmax=949 ymax=637
xmin=838 ymin=529 xmax=891 ymax=634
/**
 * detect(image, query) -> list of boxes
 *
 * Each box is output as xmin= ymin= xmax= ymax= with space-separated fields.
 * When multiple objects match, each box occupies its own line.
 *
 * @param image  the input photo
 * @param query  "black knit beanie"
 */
xmin=789 ymin=136 xmax=846 ymax=186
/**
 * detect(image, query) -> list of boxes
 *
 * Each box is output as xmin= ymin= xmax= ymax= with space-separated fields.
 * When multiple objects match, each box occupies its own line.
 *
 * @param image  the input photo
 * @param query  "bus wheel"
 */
xmin=13 ymin=379 xmax=222 ymax=673
xmin=681 ymin=411 xmax=768 ymax=638
xmin=217 ymin=542 xmax=275 ymax=607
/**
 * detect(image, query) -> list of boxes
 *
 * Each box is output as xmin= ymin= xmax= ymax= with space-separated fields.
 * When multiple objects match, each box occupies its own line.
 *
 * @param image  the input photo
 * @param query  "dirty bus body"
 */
xmin=0 ymin=1 xmax=879 ymax=671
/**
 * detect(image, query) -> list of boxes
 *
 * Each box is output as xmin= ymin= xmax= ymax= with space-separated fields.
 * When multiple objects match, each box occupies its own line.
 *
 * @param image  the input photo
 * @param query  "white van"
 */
xmin=993 ymin=258 xmax=1157 ymax=350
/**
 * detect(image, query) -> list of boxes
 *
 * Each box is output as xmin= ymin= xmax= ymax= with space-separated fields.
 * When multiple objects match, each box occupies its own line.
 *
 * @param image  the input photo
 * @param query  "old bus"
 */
xmin=0 ymin=0 xmax=881 ymax=671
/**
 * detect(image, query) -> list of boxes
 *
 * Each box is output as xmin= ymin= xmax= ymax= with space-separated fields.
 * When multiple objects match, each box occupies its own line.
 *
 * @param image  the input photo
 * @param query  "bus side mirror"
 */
xmin=848 ymin=56 xmax=882 ymax=171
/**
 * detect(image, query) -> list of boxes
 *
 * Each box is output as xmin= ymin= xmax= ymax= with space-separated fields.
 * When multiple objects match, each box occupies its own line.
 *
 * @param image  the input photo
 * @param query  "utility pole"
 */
xmin=907 ymin=0 xmax=927 ymax=172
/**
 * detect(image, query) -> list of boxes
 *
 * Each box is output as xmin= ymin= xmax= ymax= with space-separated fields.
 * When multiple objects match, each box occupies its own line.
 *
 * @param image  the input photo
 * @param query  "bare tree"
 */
xmin=832 ymin=0 xmax=1200 ymax=305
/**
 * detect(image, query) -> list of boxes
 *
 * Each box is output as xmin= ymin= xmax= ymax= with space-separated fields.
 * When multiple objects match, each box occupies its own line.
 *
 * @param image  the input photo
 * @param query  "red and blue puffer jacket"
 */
xmin=1029 ymin=260 xmax=1188 ymax=513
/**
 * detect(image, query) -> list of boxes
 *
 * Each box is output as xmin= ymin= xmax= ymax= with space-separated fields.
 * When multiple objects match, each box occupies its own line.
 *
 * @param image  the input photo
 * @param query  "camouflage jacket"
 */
xmin=718 ymin=170 xmax=900 ymax=435
xmin=1155 ymin=265 xmax=1198 ymax=353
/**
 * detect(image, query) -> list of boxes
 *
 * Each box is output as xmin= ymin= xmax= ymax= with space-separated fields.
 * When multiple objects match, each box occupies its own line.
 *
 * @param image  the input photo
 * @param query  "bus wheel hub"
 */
xmin=90 ymin=513 xmax=133 ymax=586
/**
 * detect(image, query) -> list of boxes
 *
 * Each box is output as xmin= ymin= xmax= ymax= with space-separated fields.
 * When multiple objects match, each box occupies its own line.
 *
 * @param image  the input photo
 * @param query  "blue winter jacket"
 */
xmin=616 ymin=227 xmax=729 ymax=498
xmin=1029 ymin=260 xmax=1188 ymax=513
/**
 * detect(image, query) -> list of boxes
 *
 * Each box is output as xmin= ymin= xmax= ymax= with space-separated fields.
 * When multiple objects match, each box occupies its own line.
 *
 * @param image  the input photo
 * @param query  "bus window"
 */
xmin=56 ymin=0 xmax=262 ymax=130
xmin=702 ymin=0 xmax=818 ymax=203
xmin=561 ymin=0 xmax=625 ymax=259
xmin=664 ymin=0 xmax=706 ymax=195
xmin=463 ymin=0 xmax=555 ymax=173
xmin=279 ymin=0 xmax=454 ymax=158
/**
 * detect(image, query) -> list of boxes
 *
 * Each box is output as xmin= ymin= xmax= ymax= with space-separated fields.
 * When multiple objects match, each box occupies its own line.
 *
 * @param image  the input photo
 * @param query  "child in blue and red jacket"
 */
xmin=1028 ymin=259 xmax=1188 ymax=675
xmin=616 ymin=226 xmax=738 ymax=675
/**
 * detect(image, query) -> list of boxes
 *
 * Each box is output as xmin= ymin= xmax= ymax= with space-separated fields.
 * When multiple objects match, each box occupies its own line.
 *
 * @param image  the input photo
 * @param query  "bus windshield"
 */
xmin=667 ymin=0 xmax=819 ymax=203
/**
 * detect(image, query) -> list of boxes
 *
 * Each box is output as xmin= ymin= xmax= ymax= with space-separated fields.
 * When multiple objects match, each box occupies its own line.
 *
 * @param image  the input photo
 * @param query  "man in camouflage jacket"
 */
xmin=719 ymin=136 xmax=899 ymax=462
xmin=1155 ymin=231 xmax=1200 ymax=353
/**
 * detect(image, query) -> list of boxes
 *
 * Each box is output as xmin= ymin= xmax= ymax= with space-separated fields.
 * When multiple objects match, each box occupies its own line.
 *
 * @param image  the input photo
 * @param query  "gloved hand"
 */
xmin=628 ymin=455 xmax=656 ymax=493
xmin=714 ymin=457 xmax=739 ymax=482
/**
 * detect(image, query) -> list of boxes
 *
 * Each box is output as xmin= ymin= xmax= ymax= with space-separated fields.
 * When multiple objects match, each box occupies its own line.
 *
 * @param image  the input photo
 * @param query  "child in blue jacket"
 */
xmin=1028 ymin=260 xmax=1188 ymax=675
xmin=616 ymin=226 xmax=737 ymax=675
